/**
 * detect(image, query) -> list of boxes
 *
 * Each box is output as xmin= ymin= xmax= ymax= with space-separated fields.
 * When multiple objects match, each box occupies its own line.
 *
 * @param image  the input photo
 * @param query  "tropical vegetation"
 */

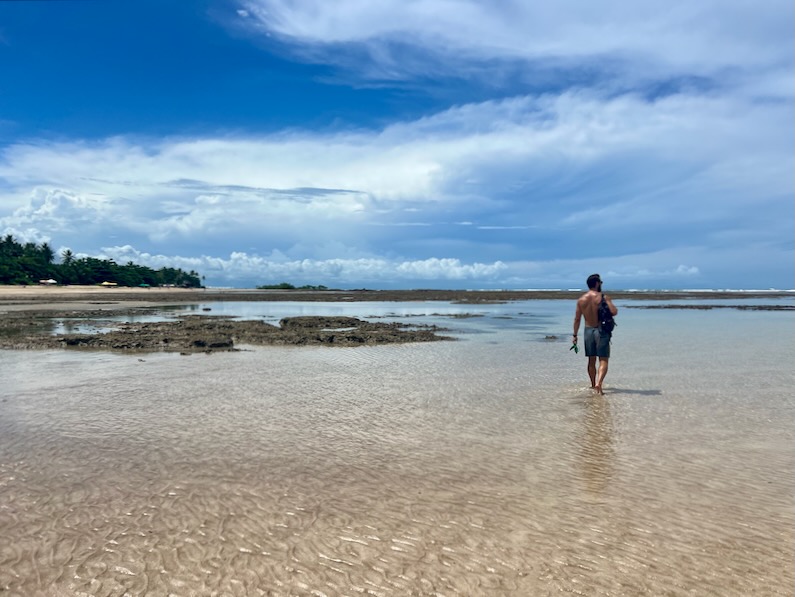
xmin=0 ymin=235 xmax=203 ymax=287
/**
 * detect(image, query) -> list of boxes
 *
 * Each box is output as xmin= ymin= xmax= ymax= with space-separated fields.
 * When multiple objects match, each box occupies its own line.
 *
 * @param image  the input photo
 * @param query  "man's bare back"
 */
xmin=575 ymin=291 xmax=602 ymax=328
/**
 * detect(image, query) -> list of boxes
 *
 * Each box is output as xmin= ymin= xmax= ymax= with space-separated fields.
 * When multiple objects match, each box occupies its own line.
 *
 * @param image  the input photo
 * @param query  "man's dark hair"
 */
xmin=587 ymin=274 xmax=602 ymax=289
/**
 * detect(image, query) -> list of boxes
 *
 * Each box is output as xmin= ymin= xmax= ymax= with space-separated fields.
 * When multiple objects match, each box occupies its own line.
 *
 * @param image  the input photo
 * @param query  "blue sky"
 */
xmin=1 ymin=0 xmax=792 ymax=289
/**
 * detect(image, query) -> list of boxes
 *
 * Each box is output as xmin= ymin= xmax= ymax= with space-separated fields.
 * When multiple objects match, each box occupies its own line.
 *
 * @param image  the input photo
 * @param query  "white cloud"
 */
xmin=238 ymin=0 xmax=792 ymax=82
xmin=2 ymin=188 xmax=111 ymax=237
xmin=675 ymin=265 xmax=699 ymax=275
xmin=2 ymin=90 xmax=788 ymax=211
xmin=606 ymin=264 xmax=700 ymax=279
xmin=477 ymin=226 xmax=537 ymax=231
xmin=395 ymin=258 xmax=506 ymax=279
xmin=0 ymin=87 xmax=790 ymax=288
xmin=0 ymin=226 xmax=51 ymax=246
xmin=99 ymin=245 xmax=506 ymax=286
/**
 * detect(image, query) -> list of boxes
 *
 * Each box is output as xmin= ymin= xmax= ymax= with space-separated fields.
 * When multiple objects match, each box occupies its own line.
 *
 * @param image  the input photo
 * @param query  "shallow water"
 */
xmin=1 ymin=300 xmax=793 ymax=596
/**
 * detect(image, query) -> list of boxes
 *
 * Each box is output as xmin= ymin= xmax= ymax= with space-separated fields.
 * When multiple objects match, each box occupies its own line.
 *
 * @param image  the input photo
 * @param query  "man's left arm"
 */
xmin=573 ymin=303 xmax=582 ymax=343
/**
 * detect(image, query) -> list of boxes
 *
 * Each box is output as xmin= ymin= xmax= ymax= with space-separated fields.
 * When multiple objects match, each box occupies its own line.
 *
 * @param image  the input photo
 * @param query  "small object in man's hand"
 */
xmin=570 ymin=342 xmax=579 ymax=354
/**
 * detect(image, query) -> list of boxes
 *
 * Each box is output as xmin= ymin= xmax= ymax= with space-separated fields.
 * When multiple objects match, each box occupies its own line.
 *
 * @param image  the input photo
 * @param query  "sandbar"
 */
xmin=2 ymin=284 xmax=790 ymax=313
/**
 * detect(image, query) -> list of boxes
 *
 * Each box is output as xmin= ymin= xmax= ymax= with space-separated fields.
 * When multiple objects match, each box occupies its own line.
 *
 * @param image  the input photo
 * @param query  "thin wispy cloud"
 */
xmin=239 ymin=0 xmax=792 ymax=87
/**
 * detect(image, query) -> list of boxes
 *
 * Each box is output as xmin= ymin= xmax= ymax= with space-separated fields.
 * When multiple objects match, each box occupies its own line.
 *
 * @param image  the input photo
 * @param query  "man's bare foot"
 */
xmin=594 ymin=385 xmax=603 ymax=395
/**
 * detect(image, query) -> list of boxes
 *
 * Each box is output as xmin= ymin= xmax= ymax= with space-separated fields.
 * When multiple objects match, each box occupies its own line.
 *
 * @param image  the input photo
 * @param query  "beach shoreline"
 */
xmin=1 ymin=284 xmax=791 ymax=313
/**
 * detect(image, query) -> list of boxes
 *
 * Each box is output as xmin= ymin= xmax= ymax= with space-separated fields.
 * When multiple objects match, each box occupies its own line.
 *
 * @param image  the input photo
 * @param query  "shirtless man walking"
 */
xmin=572 ymin=274 xmax=618 ymax=394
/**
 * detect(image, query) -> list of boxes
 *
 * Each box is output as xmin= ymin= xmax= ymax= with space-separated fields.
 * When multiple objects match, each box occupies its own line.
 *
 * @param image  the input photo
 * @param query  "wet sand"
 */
xmin=2 ymin=288 xmax=793 ymax=595
xmin=2 ymin=284 xmax=791 ymax=311
xmin=0 ymin=285 xmax=793 ymax=307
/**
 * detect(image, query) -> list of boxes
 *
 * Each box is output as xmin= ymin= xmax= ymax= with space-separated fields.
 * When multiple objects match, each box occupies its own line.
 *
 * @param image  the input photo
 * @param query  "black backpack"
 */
xmin=598 ymin=293 xmax=616 ymax=334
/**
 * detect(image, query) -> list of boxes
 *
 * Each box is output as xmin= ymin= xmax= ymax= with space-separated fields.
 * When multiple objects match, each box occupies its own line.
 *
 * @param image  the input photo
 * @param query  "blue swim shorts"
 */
xmin=584 ymin=325 xmax=611 ymax=358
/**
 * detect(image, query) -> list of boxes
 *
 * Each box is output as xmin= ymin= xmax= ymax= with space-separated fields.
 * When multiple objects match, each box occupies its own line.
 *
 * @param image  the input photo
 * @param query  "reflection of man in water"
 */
xmin=573 ymin=274 xmax=618 ymax=394
xmin=580 ymin=394 xmax=615 ymax=494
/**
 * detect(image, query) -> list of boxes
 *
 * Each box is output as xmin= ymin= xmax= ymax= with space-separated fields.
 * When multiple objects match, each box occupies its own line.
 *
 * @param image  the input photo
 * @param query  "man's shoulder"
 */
xmin=576 ymin=293 xmax=593 ymax=311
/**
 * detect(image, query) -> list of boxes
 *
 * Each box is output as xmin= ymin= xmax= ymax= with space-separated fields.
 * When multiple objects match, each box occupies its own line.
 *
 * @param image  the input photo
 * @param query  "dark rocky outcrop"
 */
xmin=0 ymin=313 xmax=452 ymax=353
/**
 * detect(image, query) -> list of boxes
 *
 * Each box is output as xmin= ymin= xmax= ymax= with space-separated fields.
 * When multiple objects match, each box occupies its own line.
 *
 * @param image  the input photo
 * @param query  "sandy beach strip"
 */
xmin=1 ymin=284 xmax=791 ymax=313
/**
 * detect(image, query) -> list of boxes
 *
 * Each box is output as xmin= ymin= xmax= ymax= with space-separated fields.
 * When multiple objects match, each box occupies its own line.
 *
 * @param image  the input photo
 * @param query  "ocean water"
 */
xmin=1 ymin=299 xmax=793 ymax=596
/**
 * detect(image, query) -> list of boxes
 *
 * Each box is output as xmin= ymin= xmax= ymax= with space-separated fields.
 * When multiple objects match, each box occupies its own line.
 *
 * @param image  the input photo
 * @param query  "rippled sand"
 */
xmin=1 ymin=303 xmax=793 ymax=596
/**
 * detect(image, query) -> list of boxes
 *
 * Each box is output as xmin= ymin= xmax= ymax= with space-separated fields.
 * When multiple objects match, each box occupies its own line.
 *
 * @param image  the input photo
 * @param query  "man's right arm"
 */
xmin=605 ymin=295 xmax=618 ymax=316
xmin=573 ymin=302 xmax=582 ymax=343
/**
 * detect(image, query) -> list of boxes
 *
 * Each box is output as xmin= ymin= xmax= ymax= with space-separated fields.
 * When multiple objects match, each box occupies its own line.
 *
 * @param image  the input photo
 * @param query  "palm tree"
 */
xmin=61 ymin=249 xmax=74 ymax=266
xmin=40 ymin=242 xmax=55 ymax=264
xmin=23 ymin=242 xmax=38 ymax=258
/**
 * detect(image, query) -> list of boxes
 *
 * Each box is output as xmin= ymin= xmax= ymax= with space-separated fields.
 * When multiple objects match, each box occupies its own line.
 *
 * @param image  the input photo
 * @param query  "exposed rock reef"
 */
xmin=0 ymin=313 xmax=452 ymax=353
